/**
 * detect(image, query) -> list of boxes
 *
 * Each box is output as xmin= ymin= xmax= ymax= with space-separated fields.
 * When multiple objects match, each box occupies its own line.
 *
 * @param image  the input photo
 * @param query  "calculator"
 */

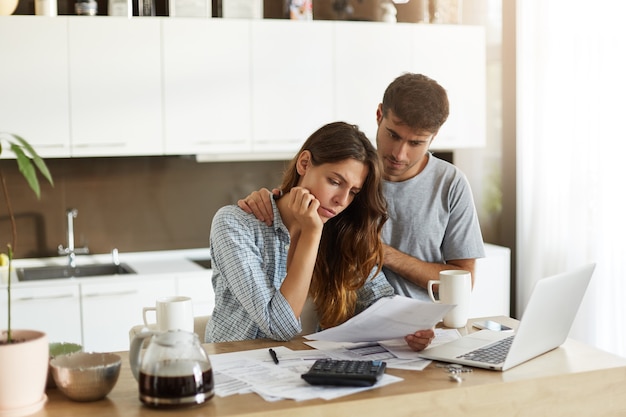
xmin=301 ymin=359 xmax=387 ymax=387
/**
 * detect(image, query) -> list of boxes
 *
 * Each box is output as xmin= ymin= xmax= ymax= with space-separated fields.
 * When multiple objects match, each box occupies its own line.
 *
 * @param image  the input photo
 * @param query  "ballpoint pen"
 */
xmin=269 ymin=348 xmax=279 ymax=365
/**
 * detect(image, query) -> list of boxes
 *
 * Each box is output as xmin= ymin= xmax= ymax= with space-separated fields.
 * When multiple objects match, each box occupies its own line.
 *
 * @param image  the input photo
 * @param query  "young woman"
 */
xmin=205 ymin=122 xmax=434 ymax=351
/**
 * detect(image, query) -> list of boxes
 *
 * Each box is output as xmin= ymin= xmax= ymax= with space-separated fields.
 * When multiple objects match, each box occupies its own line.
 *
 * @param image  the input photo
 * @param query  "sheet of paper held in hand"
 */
xmin=304 ymin=295 xmax=454 ymax=343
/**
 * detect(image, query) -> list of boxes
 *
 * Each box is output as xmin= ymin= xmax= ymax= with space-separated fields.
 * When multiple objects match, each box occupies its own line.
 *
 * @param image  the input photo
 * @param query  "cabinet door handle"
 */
xmin=83 ymin=290 xmax=138 ymax=298
xmin=28 ymin=144 xmax=66 ymax=149
xmin=15 ymin=293 xmax=77 ymax=302
xmin=74 ymin=143 xmax=126 ymax=148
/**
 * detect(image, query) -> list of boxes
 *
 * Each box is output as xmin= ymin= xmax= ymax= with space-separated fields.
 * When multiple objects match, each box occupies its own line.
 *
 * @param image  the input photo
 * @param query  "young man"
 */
xmin=239 ymin=73 xmax=485 ymax=302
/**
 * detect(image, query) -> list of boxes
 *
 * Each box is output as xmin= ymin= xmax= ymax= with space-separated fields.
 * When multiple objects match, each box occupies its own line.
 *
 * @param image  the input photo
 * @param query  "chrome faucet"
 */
xmin=58 ymin=208 xmax=90 ymax=268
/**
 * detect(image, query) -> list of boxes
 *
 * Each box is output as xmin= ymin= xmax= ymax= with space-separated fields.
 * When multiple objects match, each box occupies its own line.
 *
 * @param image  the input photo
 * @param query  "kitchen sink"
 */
xmin=189 ymin=258 xmax=211 ymax=269
xmin=16 ymin=263 xmax=136 ymax=281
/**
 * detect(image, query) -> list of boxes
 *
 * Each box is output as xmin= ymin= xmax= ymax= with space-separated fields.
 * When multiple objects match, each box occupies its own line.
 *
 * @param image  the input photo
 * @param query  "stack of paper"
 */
xmin=210 ymin=295 xmax=458 ymax=401
xmin=210 ymin=346 xmax=403 ymax=401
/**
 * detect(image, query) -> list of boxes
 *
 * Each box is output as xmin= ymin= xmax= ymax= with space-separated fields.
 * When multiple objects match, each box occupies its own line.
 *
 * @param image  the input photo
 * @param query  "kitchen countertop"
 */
xmin=2 ymin=248 xmax=212 ymax=288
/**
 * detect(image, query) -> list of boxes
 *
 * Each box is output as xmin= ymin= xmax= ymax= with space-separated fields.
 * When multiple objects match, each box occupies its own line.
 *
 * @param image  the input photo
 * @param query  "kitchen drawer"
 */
xmin=80 ymin=276 xmax=176 ymax=352
xmin=176 ymin=272 xmax=215 ymax=317
xmin=0 ymin=283 xmax=82 ymax=345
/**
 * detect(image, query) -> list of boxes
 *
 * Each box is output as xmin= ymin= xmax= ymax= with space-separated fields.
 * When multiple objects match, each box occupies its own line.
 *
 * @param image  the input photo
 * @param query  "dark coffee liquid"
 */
xmin=139 ymin=360 xmax=214 ymax=408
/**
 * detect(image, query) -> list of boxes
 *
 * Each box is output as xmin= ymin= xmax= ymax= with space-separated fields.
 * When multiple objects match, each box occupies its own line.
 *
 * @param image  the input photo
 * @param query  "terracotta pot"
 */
xmin=0 ymin=330 xmax=49 ymax=416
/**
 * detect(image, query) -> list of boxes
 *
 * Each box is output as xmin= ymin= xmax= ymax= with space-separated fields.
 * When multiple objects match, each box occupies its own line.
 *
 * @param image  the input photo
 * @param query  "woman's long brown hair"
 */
xmin=279 ymin=122 xmax=387 ymax=329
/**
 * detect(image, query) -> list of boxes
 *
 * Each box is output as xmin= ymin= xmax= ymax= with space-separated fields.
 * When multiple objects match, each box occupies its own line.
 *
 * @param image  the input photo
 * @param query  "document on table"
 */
xmin=209 ymin=346 xmax=403 ymax=402
xmin=304 ymin=295 xmax=454 ymax=343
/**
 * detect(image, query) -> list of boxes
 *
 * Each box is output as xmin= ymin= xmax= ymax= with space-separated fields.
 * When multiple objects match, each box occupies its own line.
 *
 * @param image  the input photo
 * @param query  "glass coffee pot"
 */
xmin=129 ymin=330 xmax=214 ymax=409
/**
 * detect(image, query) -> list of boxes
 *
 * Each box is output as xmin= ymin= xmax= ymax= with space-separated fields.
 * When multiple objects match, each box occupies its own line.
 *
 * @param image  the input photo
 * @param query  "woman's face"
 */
xmin=297 ymin=153 xmax=368 ymax=223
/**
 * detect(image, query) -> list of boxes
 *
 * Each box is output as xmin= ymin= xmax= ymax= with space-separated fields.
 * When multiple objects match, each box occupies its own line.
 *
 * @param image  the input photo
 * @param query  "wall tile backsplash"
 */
xmin=1 ymin=156 xmax=286 ymax=258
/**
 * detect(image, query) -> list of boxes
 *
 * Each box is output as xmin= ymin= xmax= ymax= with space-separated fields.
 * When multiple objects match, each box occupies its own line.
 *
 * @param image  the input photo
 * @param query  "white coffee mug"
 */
xmin=427 ymin=270 xmax=472 ymax=328
xmin=142 ymin=296 xmax=194 ymax=332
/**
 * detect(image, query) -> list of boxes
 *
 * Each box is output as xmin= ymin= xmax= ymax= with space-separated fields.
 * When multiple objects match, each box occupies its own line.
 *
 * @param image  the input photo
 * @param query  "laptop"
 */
xmin=418 ymin=263 xmax=596 ymax=371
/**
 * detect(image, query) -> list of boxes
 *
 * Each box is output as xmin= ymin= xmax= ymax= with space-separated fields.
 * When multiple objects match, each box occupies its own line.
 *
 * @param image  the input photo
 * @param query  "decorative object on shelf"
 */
xmin=288 ymin=0 xmax=312 ymax=20
xmin=35 ymin=0 xmax=57 ymax=15
xmin=429 ymin=0 xmax=462 ymax=24
xmin=169 ymin=0 xmax=211 ymax=17
xmin=320 ymin=0 xmax=405 ymax=22
xmin=380 ymin=0 xmax=397 ymax=22
xmin=0 ymin=0 xmax=18 ymax=15
xmin=325 ymin=0 xmax=461 ymax=24
xmin=221 ymin=0 xmax=261 ymax=19
xmin=137 ymin=0 xmax=155 ymax=16
xmin=108 ymin=0 xmax=132 ymax=16
xmin=75 ymin=0 xmax=98 ymax=14
xmin=394 ymin=0 xmax=429 ymax=23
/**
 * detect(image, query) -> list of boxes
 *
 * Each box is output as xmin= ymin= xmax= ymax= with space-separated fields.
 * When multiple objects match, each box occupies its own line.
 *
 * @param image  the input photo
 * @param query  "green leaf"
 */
xmin=10 ymin=144 xmax=41 ymax=199
xmin=11 ymin=134 xmax=54 ymax=186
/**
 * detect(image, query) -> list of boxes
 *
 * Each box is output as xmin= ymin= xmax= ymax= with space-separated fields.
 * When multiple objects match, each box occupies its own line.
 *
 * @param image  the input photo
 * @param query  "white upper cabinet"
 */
xmin=1 ymin=17 xmax=485 ymax=159
xmin=68 ymin=17 xmax=163 ymax=157
xmin=334 ymin=21 xmax=413 ymax=143
xmin=411 ymin=25 xmax=486 ymax=150
xmin=0 ymin=17 xmax=70 ymax=157
xmin=250 ymin=20 xmax=335 ymax=155
xmin=162 ymin=19 xmax=252 ymax=155
xmin=335 ymin=22 xmax=486 ymax=151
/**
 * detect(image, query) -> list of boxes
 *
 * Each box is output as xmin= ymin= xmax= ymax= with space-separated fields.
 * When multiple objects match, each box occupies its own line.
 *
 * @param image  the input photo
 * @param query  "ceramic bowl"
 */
xmin=49 ymin=351 xmax=121 ymax=402
xmin=47 ymin=342 xmax=83 ymax=388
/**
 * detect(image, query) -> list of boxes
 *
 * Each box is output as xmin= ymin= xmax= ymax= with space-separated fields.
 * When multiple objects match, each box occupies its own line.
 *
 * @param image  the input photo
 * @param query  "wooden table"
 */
xmin=36 ymin=317 xmax=626 ymax=417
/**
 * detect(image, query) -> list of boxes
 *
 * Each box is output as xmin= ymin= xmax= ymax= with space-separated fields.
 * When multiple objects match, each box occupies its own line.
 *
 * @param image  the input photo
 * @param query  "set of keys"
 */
xmin=435 ymin=363 xmax=473 ymax=383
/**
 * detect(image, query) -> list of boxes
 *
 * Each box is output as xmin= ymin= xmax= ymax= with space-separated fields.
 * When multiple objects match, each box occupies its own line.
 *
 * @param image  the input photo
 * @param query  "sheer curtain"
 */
xmin=517 ymin=1 xmax=626 ymax=357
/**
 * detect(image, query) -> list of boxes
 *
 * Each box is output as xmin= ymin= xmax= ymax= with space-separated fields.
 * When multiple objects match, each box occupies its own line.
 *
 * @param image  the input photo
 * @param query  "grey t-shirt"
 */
xmin=382 ymin=153 xmax=485 ymax=301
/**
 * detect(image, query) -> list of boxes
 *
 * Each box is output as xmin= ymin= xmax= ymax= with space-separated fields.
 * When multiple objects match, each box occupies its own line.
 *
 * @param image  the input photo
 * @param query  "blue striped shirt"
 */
xmin=205 ymin=198 xmax=394 ymax=343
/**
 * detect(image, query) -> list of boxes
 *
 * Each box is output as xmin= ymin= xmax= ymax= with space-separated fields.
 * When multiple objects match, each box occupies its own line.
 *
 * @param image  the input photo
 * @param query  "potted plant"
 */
xmin=0 ymin=132 xmax=54 ymax=416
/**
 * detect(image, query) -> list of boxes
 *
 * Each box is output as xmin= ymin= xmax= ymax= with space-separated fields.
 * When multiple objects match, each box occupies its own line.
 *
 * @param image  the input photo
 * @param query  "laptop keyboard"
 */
xmin=457 ymin=335 xmax=516 ymax=364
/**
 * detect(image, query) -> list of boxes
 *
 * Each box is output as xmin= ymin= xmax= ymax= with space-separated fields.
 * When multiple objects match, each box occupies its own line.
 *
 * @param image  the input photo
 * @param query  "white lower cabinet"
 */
xmin=80 ymin=276 xmax=176 ymax=352
xmin=176 ymin=272 xmax=215 ymax=318
xmin=471 ymin=244 xmax=511 ymax=318
xmin=1 ymin=272 xmax=213 ymax=352
xmin=0 ymin=283 xmax=82 ymax=345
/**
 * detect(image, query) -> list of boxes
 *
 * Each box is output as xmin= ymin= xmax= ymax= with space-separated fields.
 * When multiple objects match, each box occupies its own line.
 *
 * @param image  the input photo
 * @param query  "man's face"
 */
xmin=375 ymin=105 xmax=435 ymax=182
